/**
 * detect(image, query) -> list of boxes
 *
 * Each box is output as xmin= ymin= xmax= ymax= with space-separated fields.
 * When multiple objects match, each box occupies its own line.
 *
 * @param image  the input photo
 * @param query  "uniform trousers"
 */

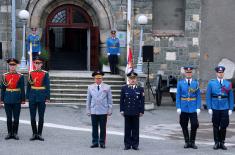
xmin=124 ymin=115 xmax=139 ymax=148
xmin=108 ymin=55 xmax=118 ymax=74
xmin=29 ymin=102 xmax=46 ymax=135
xmin=91 ymin=114 xmax=107 ymax=145
xmin=4 ymin=103 xmax=21 ymax=134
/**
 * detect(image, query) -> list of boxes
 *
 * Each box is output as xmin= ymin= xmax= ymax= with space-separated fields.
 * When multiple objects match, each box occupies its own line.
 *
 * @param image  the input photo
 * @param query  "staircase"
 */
xmin=49 ymin=71 xmax=126 ymax=104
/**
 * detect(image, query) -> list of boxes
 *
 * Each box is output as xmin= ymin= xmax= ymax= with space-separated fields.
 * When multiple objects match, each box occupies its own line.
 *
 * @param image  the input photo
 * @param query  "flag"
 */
xmin=125 ymin=47 xmax=133 ymax=74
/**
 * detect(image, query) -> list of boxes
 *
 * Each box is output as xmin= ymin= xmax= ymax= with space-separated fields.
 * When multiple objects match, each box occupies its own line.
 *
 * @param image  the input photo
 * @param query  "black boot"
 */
xmin=182 ymin=129 xmax=190 ymax=148
xmin=213 ymin=127 xmax=220 ymax=150
xmin=13 ymin=122 xmax=19 ymax=140
xmin=30 ymin=121 xmax=38 ymax=141
xmin=190 ymin=129 xmax=198 ymax=149
xmin=220 ymin=128 xmax=227 ymax=150
xmin=37 ymin=121 xmax=44 ymax=141
xmin=5 ymin=121 xmax=13 ymax=140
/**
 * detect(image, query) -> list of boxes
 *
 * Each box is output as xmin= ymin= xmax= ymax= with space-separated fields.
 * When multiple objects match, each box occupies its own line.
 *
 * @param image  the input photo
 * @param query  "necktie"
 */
xmin=97 ymin=85 xmax=100 ymax=91
xmin=188 ymin=80 xmax=190 ymax=86
xmin=220 ymin=80 xmax=222 ymax=86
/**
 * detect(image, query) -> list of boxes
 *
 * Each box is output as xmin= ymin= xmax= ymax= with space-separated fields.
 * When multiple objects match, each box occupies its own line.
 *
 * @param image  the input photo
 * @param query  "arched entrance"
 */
xmin=46 ymin=4 xmax=99 ymax=70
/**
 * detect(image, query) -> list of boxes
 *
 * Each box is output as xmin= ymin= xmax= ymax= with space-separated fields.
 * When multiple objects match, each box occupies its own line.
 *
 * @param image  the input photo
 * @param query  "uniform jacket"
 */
xmin=86 ymin=83 xmax=113 ymax=115
xmin=1 ymin=72 xmax=25 ymax=104
xmin=206 ymin=79 xmax=234 ymax=110
xmin=106 ymin=37 xmax=120 ymax=55
xmin=176 ymin=79 xmax=201 ymax=113
xmin=26 ymin=70 xmax=50 ymax=103
xmin=120 ymin=84 xmax=145 ymax=116
xmin=26 ymin=34 xmax=41 ymax=53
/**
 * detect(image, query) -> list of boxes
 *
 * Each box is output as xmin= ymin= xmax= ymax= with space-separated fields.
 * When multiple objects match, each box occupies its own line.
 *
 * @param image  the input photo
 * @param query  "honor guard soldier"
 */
xmin=27 ymin=27 xmax=41 ymax=59
xmin=206 ymin=66 xmax=234 ymax=150
xmin=106 ymin=30 xmax=120 ymax=74
xmin=1 ymin=58 xmax=25 ymax=140
xmin=120 ymin=70 xmax=145 ymax=150
xmin=26 ymin=56 xmax=50 ymax=141
xmin=176 ymin=66 xmax=201 ymax=149
xmin=86 ymin=71 xmax=113 ymax=149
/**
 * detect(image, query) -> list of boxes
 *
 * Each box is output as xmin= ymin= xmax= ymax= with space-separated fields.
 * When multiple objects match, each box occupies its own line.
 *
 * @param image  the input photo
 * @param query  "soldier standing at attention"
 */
xmin=26 ymin=56 xmax=50 ymax=141
xmin=120 ymin=70 xmax=145 ymax=150
xmin=176 ymin=66 xmax=201 ymax=149
xmin=27 ymin=27 xmax=41 ymax=59
xmin=106 ymin=30 xmax=120 ymax=74
xmin=206 ymin=66 xmax=234 ymax=150
xmin=86 ymin=71 xmax=113 ymax=149
xmin=1 ymin=58 xmax=25 ymax=140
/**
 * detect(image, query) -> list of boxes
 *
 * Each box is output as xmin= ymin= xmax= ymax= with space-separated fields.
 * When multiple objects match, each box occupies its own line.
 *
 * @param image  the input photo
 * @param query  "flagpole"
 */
xmin=126 ymin=0 xmax=131 ymax=72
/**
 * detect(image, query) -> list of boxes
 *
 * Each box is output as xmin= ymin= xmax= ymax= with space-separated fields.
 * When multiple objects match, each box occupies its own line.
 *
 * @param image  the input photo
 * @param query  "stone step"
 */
xmin=50 ymin=88 xmax=121 ymax=94
xmin=50 ymin=76 xmax=125 ymax=81
xmin=50 ymin=98 xmax=120 ymax=104
xmin=50 ymin=79 xmax=125 ymax=85
xmin=50 ymin=84 xmax=123 ymax=90
xmin=51 ymin=93 xmax=120 ymax=99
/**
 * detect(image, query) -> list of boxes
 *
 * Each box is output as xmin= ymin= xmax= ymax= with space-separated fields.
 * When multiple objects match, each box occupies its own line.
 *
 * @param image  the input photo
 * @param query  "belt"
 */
xmin=212 ymin=95 xmax=228 ymax=99
xmin=181 ymin=97 xmax=196 ymax=101
xmin=109 ymin=47 xmax=117 ymax=48
xmin=6 ymin=88 xmax=20 ymax=92
xmin=31 ymin=86 xmax=45 ymax=90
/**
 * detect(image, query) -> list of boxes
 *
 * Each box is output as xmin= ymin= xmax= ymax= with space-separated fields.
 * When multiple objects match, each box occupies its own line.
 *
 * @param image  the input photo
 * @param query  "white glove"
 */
xmin=177 ymin=109 xmax=181 ymax=115
xmin=107 ymin=53 xmax=110 ymax=56
xmin=229 ymin=110 xmax=232 ymax=115
xmin=208 ymin=109 xmax=213 ymax=115
xmin=39 ymin=52 xmax=41 ymax=55
xmin=117 ymin=53 xmax=120 ymax=56
xmin=196 ymin=109 xmax=201 ymax=115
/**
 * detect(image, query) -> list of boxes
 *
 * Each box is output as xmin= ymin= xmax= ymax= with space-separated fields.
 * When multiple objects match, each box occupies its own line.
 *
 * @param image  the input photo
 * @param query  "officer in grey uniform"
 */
xmin=86 ymin=71 xmax=113 ymax=149
xmin=120 ymin=70 xmax=145 ymax=150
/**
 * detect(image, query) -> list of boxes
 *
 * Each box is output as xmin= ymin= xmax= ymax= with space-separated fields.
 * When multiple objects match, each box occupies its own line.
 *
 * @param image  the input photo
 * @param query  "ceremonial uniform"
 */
xmin=206 ymin=66 xmax=234 ymax=150
xmin=26 ymin=57 xmax=50 ymax=141
xmin=120 ymin=71 xmax=145 ymax=150
xmin=1 ymin=58 xmax=25 ymax=140
xmin=176 ymin=66 xmax=201 ymax=149
xmin=86 ymin=71 xmax=113 ymax=148
xmin=106 ymin=30 xmax=120 ymax=74
xmin=26 ymin=28 xmax=41 ymax=59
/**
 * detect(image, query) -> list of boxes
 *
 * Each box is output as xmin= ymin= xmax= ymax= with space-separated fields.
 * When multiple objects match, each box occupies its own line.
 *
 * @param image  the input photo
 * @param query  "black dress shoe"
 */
xmin=37 ymin=135 xmax=44 ymax=141
xmin=30 ymin=134 xmax=37 ymax=141
xmin=191 ymin=143 xmax=198 ymax=149
xmin=13 ymin=134 xmax=19 ymax=140
xmin=90 ymin=144 xmax=99 ymax=148
xmin=132 ymin=147 xmax=139 ymax=150
xmin=213 ymin=142 xmax=220 ymax=150
xmin=220 ymin=142 xmax=227 ymax=150
xmin=124 ymin=146 xmax=131 ymax=150
xmin=184 ymin=142 xmax=190 ymax=148
xmin=100 ymin=144 xmax=105 ymax=148
xmin=5 ymin=134 xmax=13 ymax=140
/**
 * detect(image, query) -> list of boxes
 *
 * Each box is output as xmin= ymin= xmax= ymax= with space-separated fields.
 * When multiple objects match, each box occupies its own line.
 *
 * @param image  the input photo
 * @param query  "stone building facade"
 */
xmin=0 ymin=0 xmax=202 ymax=86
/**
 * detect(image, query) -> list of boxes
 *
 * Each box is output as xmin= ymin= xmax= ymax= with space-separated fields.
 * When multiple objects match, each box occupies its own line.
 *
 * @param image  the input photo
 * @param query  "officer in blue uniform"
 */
xmin=106 ymin=30 xmax=120 ymax=74
xmin=26 ymin=56 xmax=50 ymax=141
xmin=27 ymin=27 xmax=41 ymax=59
xmin=206 ymin=66 xmax=234 ymax=150
xmin=176 ymin=66 xmax=201 ymax=149
xmin=1 ymin=58 xmax=25 ymax=140
xmin=120 ymin=70 xmax=145 ymax=150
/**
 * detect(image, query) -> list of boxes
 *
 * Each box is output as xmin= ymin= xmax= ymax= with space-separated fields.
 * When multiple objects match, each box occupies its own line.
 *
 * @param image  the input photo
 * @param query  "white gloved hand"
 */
xmin=39 ymin=52 xmax=41 ymax=55
xmin=229 ymin=110 xmax=232 ymax=115
xmin=196 ymin=109 xmax=201 ymax=115
xmin=177 ymin=109 xmax=181 ymax=115
xmin=117 ymin=53 xmax=120 ymax=56
xmin=208 ymin=109 xmax=213 ymax=115
xmin=107 ymin=53 xmax=110 ymax=56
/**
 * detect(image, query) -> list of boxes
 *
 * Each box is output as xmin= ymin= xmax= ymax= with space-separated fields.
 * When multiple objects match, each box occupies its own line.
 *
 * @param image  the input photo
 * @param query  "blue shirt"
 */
xmin=206 ymin=79 xmax=234 ymax=110
xmin=176 ymin=79 xmax=201 ymax=113
xmin=27 ymin=34 xmax=41 ymax=53
xmin=106 ymin=37 xmax=120 ymax=55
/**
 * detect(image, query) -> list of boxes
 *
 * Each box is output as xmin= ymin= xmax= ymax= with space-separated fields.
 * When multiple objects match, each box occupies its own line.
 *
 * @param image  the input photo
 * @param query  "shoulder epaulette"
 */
xmin=3 ymin=72 xmax=9 ymax=76
xmin=42 ymin=70 xmax=48 ymax=73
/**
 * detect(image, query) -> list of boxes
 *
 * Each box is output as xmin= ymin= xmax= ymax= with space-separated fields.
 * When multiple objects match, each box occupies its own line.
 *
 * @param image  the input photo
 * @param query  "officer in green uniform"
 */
xmin=26 ymin=56 xmax=50 ymax=141
xmin=1 ymin=58 xmax=25 ymax=140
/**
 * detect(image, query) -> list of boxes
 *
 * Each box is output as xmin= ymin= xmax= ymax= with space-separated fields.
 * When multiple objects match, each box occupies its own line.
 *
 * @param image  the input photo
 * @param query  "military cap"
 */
xmin=127 ymin=70 xmax=138 ymax=78
xmin=33 ymin=56 xmax=44 ymax=62
xmin=215 ymin=66 xmax=225 ymax=73
xmin=6 ymin=58 xmax=19 ymax=64
xmin=183 ymin=66 xmax=194 ymax=73
xmin=92 ymin=71 xmax=104 ymax=78
xmin=111 ymin=30 xmax=116 ymax=34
